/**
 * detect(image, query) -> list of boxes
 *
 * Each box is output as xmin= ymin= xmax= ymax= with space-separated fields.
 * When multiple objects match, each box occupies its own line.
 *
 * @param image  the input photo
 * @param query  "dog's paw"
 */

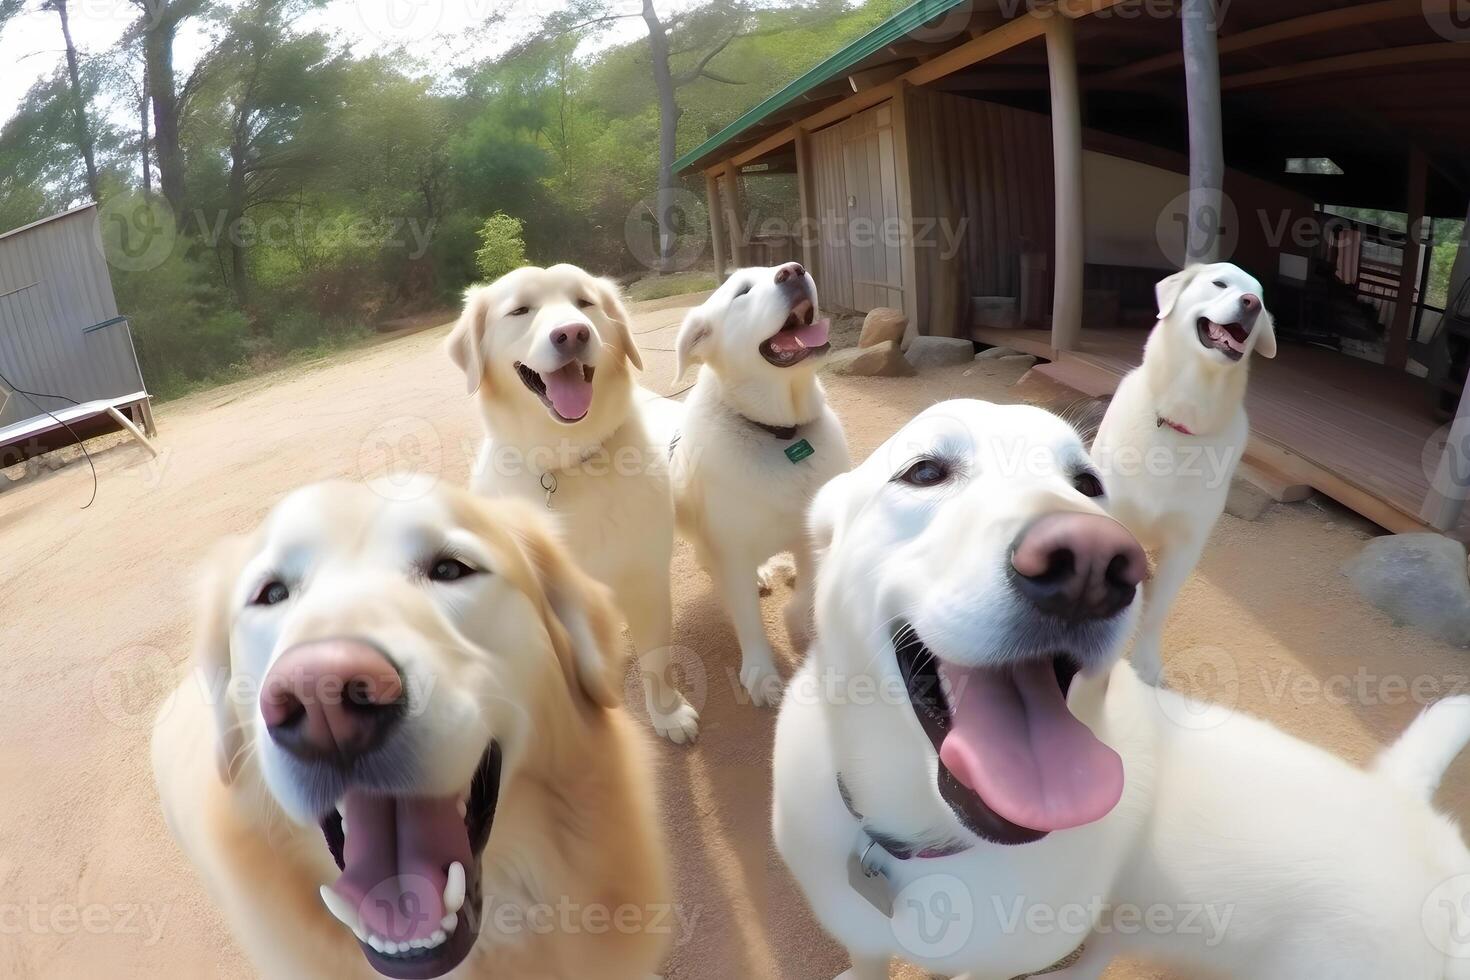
xmin=757 ymin=554 xmax=797 ymax=595
xmin=740 ymin=662 xmax=785 ymax=708
xmin=650 ymin=697 xmax=701 ymax=744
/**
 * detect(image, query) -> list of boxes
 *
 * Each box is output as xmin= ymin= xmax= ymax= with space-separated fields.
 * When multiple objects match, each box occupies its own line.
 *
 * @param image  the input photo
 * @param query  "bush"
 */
xmin=474 ymin=213 xmax=527 ymax=282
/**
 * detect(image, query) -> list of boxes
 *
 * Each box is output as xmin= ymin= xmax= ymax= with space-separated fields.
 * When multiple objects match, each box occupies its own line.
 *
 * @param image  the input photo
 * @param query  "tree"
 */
xmin=129 ymin=0 xmax=209 ymax=215
xmin=42 ymin=0 xmax=99 ymax=199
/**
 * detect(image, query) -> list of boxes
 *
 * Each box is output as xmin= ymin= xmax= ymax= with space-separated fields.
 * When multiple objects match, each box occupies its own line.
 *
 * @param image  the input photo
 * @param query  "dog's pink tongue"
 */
xmin=937 ymin=660 xmax=1123 ymax=833
xmin=329 ymin=792 xmax=471 ymax=944
xmin=542 ymin=363 xmax=593 ymax=420
xmin=767 ymin=318 xmax=831 ymax=354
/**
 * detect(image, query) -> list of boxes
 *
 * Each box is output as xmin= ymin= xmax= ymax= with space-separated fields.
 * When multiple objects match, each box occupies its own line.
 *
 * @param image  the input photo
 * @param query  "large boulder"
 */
xmin=1342 ymin=533 xmax=1470 ymax=647
xmin=827 ymin=340 xmax=916 ymax=377
xmin=859 ymin=308 xmax=908 ymax=349
xmin=906 ymin=335 xmax=975 ymax=370
xmin=975 ymin=346 xmax=1021 ymax=360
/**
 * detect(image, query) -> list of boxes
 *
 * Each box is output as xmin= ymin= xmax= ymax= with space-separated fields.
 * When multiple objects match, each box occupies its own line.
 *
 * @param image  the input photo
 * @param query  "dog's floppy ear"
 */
xmin=509 ymin=508 xmax=626 ymax=709
xmin=591 ymin=276 xmax=643 ymax=372
xmin=447 ymin=286 xmax=493 ymax=395
xmin=674 ymin=306 xmax=714 ymax=382
xmin=1253 ymin=308 xmax=1278 ymax=359
xmin=1154 ymin=266 xmax=1199 ymax=321
xmin=194 ymin=534 xmax=252 ymax=785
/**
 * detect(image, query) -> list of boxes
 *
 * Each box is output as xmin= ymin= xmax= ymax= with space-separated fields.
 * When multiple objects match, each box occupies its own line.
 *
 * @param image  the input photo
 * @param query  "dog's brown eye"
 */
xmin=734 ymin=283 xmax=751 ymax=298
xmin=1212 ymin=280 xmax=1227 ymax=289
xmin=576 ymin=298 xmax=594 ymax=309
xmin=1073 ymin=472 xmax=1105 ymax=498
xmin=428 ymin=558 xmax=478 ymax=582
xmin=508 ymin=306 xmax=530 ymax=317
xmin=897 ymin=458 xmax=949 ymax=487
xmin=252 ymin=581 xmax=290 ymax=606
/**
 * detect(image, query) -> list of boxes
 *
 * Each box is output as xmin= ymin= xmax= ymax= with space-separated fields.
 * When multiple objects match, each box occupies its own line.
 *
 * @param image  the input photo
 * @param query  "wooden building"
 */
xmin=678 ymin=0 xmax=1470 ymax=539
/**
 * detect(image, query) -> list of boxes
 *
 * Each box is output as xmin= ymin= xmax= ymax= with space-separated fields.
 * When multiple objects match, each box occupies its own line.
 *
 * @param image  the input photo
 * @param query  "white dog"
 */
xmin=448 ymin=265 xmax=699 ymax=742
xmin=774 ymin=399 xmax=1470 ymax=980
xmin=1092 ymin=262 xmax=1277 ymax=684
xmin=153 ymin=483 xmax=670 ymax=979
xmin=672 ymin=262 xmax=850 ymax=705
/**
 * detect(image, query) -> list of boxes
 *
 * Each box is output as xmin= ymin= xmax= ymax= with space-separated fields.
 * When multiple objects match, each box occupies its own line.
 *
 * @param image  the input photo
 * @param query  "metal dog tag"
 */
xmin=847 ymin=840 xmax=894 ymax=917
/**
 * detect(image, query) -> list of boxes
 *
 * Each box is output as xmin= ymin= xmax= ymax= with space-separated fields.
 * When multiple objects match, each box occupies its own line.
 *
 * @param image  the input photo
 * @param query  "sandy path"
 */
xmin=2 ymin=295 xmax=1467 ymax=979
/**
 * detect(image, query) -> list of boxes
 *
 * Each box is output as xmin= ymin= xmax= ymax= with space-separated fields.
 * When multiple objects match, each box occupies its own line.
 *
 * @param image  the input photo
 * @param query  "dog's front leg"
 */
xmin=1130 ymin=531 xmax=1207 ymax=686
xmin=627 ymin=585 xmax=701 ymax=743
xmin=713 ymin=553 xmax=784 ymax=707
xmin=782 ymin=535 xmax=818 ymax=653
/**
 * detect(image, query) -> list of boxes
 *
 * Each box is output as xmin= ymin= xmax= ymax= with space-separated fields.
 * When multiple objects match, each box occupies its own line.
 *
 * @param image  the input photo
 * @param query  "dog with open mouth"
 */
xmin=671 ymin=263 xmax=851 ymax=706
xmin=774 ymin=399 xmax=1470 ymax=980
xmin=1091 ymin=262 xmax=1277 ymax=685
xmin=447 ymin=265 xmax=700 ymax=744
xmin=152 ymin=483 xmax=670 ymax=980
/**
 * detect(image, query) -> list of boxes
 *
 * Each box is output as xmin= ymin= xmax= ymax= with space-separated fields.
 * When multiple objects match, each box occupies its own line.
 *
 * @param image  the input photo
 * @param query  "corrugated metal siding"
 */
xmin=0 ymin=206 xmax=142 ymax=428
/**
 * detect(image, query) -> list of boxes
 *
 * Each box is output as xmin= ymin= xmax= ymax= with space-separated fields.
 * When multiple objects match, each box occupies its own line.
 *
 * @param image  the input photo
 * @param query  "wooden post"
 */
xmin=793 ymin=128 xmax=819 ymax=279
xmin=705 ymin=171 xmax=728 ymax=278
xmin=1422 ymin=383 xmax=1470 ymax=531
xmin=1182 ymin=0 xmax=1224 ymax=264
xmin=723 ymin=160 xmax=748 ymax=267
xmin=1046 ymin=10 xmax=1084 ymax=351
xmin=888 ymin=80 xmax=922 ymax=333
xmin=1387 ymin=146 xmax=1428 ymax=371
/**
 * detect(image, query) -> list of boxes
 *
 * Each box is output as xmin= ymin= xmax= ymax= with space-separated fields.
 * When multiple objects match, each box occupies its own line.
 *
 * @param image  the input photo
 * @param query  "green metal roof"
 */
xmin=673 ymin=0 xmax=971 ymax=174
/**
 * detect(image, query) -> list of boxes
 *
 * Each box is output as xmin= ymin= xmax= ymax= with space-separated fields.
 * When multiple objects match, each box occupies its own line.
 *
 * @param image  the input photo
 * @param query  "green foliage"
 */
xmin=474 ymin=213 xmax=528 ymax=282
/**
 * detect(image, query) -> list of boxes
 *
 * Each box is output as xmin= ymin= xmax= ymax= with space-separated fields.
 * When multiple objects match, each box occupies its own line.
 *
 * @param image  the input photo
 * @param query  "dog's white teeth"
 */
xmin=319 ymin=886 xmax=363 ymax=937
xmin=441 ymin=912 xmax=458 ymax=932
xmin=366 ymin=934 xmax=386 ymax=953
xmin=431 ymin=928 xmax=447 ymax=945
xmin=444 ymin=860 xmax=466 ymax=914
xmin=456 ymin=798 xmax=467 ymax=819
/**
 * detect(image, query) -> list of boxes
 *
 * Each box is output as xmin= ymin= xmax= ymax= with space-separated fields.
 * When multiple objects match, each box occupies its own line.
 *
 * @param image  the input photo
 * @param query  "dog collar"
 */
xmin=836 ymin=773 xmax=971 ymax=861
xmin=1156 ymin=415 xmax=1195 ymax=436
xmin=742 ymin=415 xmax=800 ymax=441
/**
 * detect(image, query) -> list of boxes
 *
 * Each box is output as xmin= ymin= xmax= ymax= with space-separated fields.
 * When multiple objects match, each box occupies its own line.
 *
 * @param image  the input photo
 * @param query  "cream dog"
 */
xmin=1092 ymin=262 xmax=1277 ymax=684
xmin=448 ymin=264 xmax=699 ymax=742
xmin=152 ymin=482 xmax=670 ymax=980
xmin=774 ymin=399 xmax=1470 ymax=980
xmin=672 ymin=263 xmax=850 ymax=706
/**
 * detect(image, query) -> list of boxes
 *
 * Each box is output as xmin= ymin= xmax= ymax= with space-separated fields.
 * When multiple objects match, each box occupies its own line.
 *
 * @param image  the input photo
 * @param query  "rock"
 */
xmin=1343 ymin=533 xmax=1470 ymax=647
xmin=827 ymin=340 xmax=915 ymax=377
xmin=998 ymin=354 xmax=1039 ymax=369
xmin=1225 ymin=478 xmax=1273 ymax=522
xmin=858 ymin=308 xmax=907 ymax=348
xmin=906 ymin=335 xmax=975 ymax=369
xmin=975 ymin=346 xmax=1021 ymax=360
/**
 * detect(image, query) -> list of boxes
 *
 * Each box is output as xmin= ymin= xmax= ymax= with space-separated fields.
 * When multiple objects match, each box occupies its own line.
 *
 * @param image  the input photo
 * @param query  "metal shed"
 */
xmin=0 ymin=203 xmax=155 ymax=465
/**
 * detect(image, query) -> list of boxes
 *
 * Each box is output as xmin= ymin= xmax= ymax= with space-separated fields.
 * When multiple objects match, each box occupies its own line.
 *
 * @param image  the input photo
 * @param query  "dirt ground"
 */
xmin=3 ymin=294 xmax=1469 ymax=980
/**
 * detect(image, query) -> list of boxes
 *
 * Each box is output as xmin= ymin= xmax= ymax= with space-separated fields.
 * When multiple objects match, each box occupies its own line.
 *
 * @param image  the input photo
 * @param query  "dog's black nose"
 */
xmin=774 ymin=262 xmax=805 ymax=284
xmin=1010 ymin=513 xmax=1146 ymax=621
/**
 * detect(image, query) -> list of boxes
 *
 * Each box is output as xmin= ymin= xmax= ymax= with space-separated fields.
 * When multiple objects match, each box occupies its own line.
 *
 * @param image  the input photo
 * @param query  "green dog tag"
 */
xmin=785 ymin=439 xmax=815 ymax=464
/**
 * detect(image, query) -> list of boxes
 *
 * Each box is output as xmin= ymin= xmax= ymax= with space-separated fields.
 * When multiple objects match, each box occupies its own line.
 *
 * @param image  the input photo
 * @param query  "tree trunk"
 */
xmin=145 ymin=24 xmax=186 ymax=217
xmin=50 ymin=0 xmax=99 ymax=201
xmin=139 ymin=66 xmax=151 ymax=193
xmin=641 ymin=0 xmax=682 ymax=274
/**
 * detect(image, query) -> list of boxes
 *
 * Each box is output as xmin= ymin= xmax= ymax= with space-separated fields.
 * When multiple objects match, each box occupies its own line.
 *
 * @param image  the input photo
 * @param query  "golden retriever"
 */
xmin=152 ymin=482 xmax=670 ymax=979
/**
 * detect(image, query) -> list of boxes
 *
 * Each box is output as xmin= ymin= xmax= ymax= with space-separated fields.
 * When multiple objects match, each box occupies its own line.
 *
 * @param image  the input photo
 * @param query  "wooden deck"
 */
xmin=974 ymin=326 xmax=1469 ymax=542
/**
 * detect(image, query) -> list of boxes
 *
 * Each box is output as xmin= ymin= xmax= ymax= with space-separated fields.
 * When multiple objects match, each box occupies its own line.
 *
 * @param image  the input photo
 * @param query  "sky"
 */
xmin=0 ymin=0 xmax=664 ymax=128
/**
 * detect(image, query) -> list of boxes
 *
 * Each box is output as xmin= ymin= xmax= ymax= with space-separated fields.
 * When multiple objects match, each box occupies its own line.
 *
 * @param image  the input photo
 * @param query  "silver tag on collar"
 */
xmin=846 ymin=834 xmax=894 ymax=917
